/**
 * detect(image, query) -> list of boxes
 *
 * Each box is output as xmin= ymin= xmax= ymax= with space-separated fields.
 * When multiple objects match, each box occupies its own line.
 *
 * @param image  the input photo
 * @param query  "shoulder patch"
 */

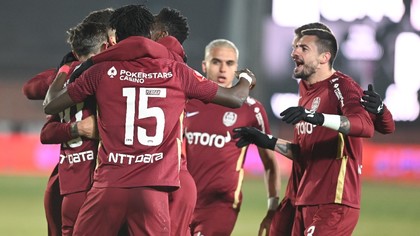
xmin=246 ymin=96 xmax=256 ymax=105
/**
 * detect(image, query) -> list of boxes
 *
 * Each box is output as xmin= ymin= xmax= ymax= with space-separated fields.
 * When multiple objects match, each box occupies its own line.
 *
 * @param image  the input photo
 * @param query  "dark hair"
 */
xmin=67 ymin=22 xmax=108 ymax=57
xmin=110 ymin=4 xmax=154 ymax=42
xmin=154 ymin=7 xmax=189 ymax=44
xmin=294 ymin=22 xmax=331 ymax=38
xmin=301 ymin=28 xmax=338 ymax=67
xmin=81 ymin=8 xmax=114 ymax=27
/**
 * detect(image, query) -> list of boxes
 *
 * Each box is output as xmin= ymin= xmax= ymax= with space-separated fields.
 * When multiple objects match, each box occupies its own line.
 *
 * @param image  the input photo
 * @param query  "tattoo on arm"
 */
xmin=274 ymin=141 xmax=298 ymax=160
xmin=338 ymin=116 xmax=350 ymax=134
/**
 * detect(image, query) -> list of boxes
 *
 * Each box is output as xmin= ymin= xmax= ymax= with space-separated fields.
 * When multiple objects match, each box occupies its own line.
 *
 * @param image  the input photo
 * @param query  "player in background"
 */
xmin=234 ymin=23 xmax=375 ymax=235
xmin=21 ymin=8 xmax=114 ymax=236
xmin=151 ymin=7 xmax=196 ymax=236
xmin=185 ymin=39 xmax=280 ymax=236
xmin=43 ymin=5 xmax=257 ymax=236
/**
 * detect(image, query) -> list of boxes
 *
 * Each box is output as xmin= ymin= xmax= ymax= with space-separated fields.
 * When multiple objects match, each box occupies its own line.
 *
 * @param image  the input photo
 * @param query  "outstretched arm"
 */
xmin=211 ymin=69 xmax=256 ymax=108
xmin=257 ymin=147 xmax=280 ymax=236
xmin=361 ymin=84 xmax=395 ymax=134
xmin=233 ymin=126 xmax=299 ymax=160
xmin=43 ymin=65 xmax=77 ymax=115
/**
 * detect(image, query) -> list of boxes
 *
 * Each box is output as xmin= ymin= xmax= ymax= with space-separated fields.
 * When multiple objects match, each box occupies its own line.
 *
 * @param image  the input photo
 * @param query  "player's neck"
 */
xmin=306 ymin=68 xmax=335 ymax=85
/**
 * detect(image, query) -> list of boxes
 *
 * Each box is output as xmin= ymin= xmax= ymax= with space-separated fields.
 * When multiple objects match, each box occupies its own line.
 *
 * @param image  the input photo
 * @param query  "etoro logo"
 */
xmin=185 ymin=131 xmax=231 ymax=148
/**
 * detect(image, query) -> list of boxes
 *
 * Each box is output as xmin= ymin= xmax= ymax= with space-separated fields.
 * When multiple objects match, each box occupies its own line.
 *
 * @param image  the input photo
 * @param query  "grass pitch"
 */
xmin=0 ymin=175 xmax=419 ymax=235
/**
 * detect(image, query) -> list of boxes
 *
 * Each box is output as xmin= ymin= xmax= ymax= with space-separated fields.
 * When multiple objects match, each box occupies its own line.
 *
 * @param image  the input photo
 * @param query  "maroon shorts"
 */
xmin=293 ymin=204 xmax=360 ymax=236
xmin=269 ymin=197 xmax=295 ymax=236
xmin=73 ymin=186 xmax=170 ymax=236
xmin=61 ymin=191 xmax=87 ymax=236
xmin=169 ymin=170 xmax=197 ymax=236
xmin=44 ymin=164 xmax=62 ymax=236
xmin=190 ymin=205 xmax=239 ymax=236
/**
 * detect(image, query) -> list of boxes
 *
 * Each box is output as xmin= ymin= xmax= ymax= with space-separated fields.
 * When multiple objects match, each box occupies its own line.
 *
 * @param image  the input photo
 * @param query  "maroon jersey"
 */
xmin=185 ymin=97 xmax=271 ymax=209
xmin=66 ymin=53 xmax=218 ymax=189
xmin=293 ymin=71 xmax=374 ymax=208
xmin=370 ymin=105 xmax=395 ymax=134
xmin=23 ymin=68 xmax=56 ymax=100
xmin=41 ymin=62 xmax=98 ymax=195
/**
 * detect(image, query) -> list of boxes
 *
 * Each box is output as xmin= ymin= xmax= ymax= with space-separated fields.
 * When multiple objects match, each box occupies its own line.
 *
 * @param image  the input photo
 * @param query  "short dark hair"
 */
xmin=110 ymin=4 xmax=154 ymax=42
xmin=67 ymin=22 xmax=108 ymax=57
xmin=294 ymin=22 xmax=337 ymax=67
xmin=301 ymin=28 xmax=338 ymax=67
xmin=81 ymin=8 xmax=114 ymax=29
xmin=294 ymin=22 xmax=331 ymax=38
xmin=154 ymin=7 xmax=189 ymax=44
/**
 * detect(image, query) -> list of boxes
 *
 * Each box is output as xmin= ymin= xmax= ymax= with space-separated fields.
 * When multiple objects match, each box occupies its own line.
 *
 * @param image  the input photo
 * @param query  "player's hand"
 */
xmin=58 ymin=51 xmax=78 ymax=68
xmin=280 ymin=106 xmax=324 ymax=125
xmin=361 ymin=84 xmax=384 ymax=115
xmin=236 ymin=68 xmax=256 ymax=90
xmin=68 ymin=58 xmax=94 ymax=83
xmin=258 ymin=210 xmax=276 ymax=236
xmin=233 ymin=127 xmax=277 ymax=150
xmin=77 ymin=115 xmax=99 ymax=139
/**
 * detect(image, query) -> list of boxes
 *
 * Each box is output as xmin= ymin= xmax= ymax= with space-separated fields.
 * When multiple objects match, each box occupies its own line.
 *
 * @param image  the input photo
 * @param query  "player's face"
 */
xmin=202 ymin=46 xmax=238 ymax=88
xmin=291 ymin=35 xmax=322 ymax=81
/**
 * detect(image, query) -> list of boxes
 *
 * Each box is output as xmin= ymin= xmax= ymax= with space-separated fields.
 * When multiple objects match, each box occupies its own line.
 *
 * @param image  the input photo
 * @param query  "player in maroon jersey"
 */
xmin=43 ymin=5 xmax=257 ymax=236
xmin=151 ymin=7 xmax=196 ymax=236
xmin=185 ymin=39 xmax=280 ymax=236
xmin=22 ymin=8 xmax=115 ymax=236
xmin=262 ymin=22 xmax=396 ymax=236
xmin=41 ymin=22 xmax=110 ymax=236
xmin=234 ymin=23 xmax=378 ymax=235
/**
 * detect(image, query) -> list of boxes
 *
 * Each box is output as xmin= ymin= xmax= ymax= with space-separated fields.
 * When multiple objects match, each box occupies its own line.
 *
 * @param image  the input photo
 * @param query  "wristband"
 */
xmin=58 ymin=65 xmax=71 ymax=75
xmin=70 ymin=121 xmax=80 ymax=138
xmin=267 ymin=197 xmax=279 ymax=211
xmin=321 ymin=114 xmax=341 ymax=131
xmin=239 ymin=72 xmax=253 ymax=86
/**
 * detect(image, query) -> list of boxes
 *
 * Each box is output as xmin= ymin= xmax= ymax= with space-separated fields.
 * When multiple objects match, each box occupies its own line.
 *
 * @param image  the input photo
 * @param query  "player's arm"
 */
xmin=43 ymin=65 xmax=77 ymax=115
xmin=23 ymin=52 xmax=78 ymax=100
xmin=361 ymin=84 xmax=395 ymax=134
xmin=371 ymin=105 xmax=395 ymax=134
xmin=280 ymin=107 xmax=353 ymax=134
xmin=41 ymin=115 xmax=98 ymax=144
xmin=233 ymin=127 xmax=299 ymax=160
xmin=40 ymin=115 xmax=74 ymax=144
xmin=211 ymin=69 xmax=256 ymax=108
xmin=22 ymin=68 xmax=57 ymax=100
xmin=257 ymin=146 xmax=280 ymax=236
xmin=281 ymin=84 xmax=374 ymax=137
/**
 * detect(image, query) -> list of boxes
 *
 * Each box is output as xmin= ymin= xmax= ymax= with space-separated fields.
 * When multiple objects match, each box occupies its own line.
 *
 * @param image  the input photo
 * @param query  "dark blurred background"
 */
xmin=1 ymin=0 xmax=419 ymax=179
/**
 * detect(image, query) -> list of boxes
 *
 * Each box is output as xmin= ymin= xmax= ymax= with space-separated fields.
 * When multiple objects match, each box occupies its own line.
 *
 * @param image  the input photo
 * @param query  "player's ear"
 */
xmin=201 ymin=60 xmax=207 ymax=74
xmin=320 ymin=52 xmax=331 ymax=65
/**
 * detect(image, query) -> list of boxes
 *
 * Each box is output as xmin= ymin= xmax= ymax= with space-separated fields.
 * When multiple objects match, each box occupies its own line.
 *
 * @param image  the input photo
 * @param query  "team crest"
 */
xmin=311 ymin=97 xmax=321 ymax=112
xmin=223 ymin=112 xmax=237 ymax=127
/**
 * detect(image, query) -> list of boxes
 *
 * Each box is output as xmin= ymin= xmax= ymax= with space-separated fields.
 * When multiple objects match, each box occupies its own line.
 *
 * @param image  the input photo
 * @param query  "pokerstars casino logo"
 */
xmin=108 ymin=66 xmax=117 ymax=78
